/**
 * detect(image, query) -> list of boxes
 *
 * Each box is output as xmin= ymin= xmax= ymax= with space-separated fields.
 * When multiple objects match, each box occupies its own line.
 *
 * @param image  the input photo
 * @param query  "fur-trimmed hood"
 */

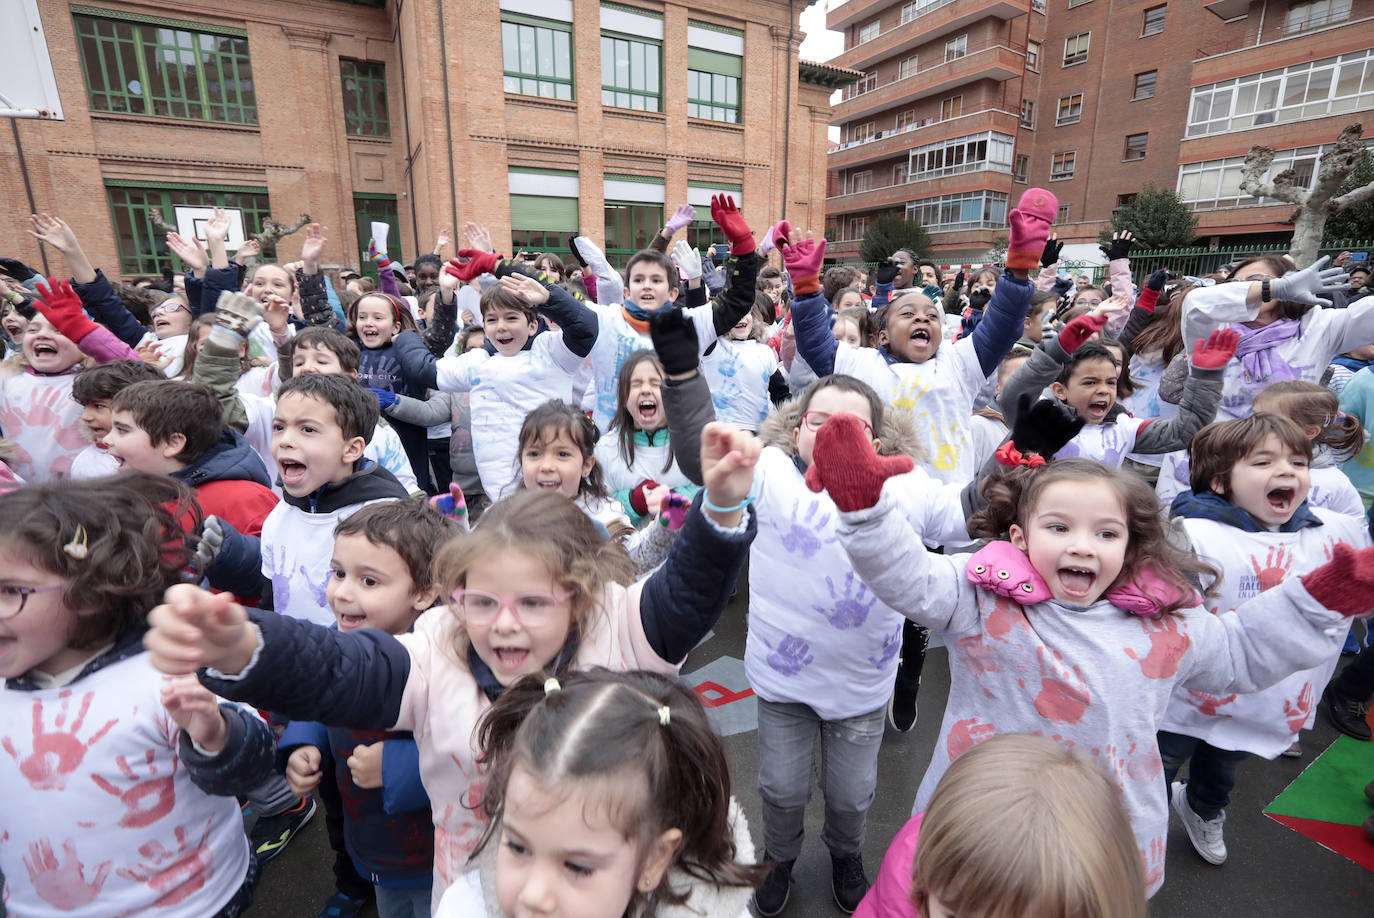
xmin=758 ymin=390 xmax=928 ymax=464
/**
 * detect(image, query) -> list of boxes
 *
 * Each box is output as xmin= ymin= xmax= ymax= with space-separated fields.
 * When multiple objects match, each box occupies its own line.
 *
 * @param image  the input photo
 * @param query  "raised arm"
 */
xmin=780 ymin=233 xmax=837 ymax=376
xmin=1119 ymin=269 xmax=1169 ymax=350
xmin=1131 ymin=329 xmax=1234 ymax=454
xmin=296 ymin=223 xmax=335 ymax=326
xmin=650 ymin=306 xmax=715 ymax=486
xmin=32 ymin=280 xmax=139 ymax=363
xmin=704 ymin=196 xmax=761 ymax=336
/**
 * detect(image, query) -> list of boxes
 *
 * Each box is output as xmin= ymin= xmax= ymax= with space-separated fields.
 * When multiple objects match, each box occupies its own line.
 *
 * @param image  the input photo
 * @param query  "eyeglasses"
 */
xmin=450 ymin=588 xmax=575 ymax=626
xmin=1074 ymin=298 xmax=1102 ymax=307
xmin=152 ymin=302 xmax=191 ymax=317
xmin=0 ymin=584 xmax=63 ymax=620
xmin=800 ymin=411 xmax=874 ymax=436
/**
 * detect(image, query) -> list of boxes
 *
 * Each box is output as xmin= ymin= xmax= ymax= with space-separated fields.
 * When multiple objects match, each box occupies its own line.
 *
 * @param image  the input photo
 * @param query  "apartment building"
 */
xmin=823 ymin=0 xmax=1374 ymax=264
xmin=2 ymin=0 xmax=840 ymax=281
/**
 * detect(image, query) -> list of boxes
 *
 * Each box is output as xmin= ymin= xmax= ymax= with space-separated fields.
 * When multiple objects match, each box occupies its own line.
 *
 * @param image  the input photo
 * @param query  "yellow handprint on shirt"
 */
xmin=932 ymin=419 xmax=962 ymax=472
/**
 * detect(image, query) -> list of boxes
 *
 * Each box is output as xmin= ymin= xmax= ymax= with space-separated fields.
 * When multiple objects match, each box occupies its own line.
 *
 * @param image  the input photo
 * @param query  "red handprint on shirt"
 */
xmin=1142 ymin=836 xmax=1166 ymax=890
xmin=23 ymin=838 xmax=111 ymax=910
xmin=91 ymin=749 xmax=178 ymax=828
xmin=947 ymin=717 xmax=997 ymax=759
xmin=116 ymin=818 xmax=214 ymax=908
xmin=1250 ymin=545 xmax=1294 ymax=593
xmin=1094 ymin=736 xmax=1162 ymax=785
xmin=1029 ymin=646 xmax=1091 ymax=724
xmin=955 ymin=634 xmax=1000 ymax=698
xmin=2 ymin=691 xmax=118 ymax=790
xmin=17 ymin=384 xmax=86 ymax=451
xmin=1124 ymin=615 xmax=1190 ymax=679
xmin=984 ymin=596 xmax=1029 ymax=641
xmin=1283 ymin=682 xmax=1316 ymax=733
xmin=1187 ymin=689 xmax=1238 ymax=717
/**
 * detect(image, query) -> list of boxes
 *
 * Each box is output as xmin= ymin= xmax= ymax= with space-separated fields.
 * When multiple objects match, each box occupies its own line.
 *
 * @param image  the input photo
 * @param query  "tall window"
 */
xmin=899 ymin=55 xmax=920 ymax=80
xmin=502 ymin=14 xmax=574 ymax=100
xmin=106 ymin=182 xmax=270 ymax=275
xmin=940 ymin=95 xmax=962 ymax=120
xmin=849 ymin=171 xmax=873 ymax=193
xmin=896 ymin=109 xmax=918 ymax=129
xmin=1286 ymin=0 xmax=1352 ymax=34
xmin=1020 ymin=99 xmax=1035 ymax=128
xmin=848 ymin=70 xmax=877 ymax=98
xmin=340 ymin=60 xmax=389 ymax=137
xmin=1056 ymin=93 xmax=1084 ymax=126
xmin=1013 ymin=154 xmax=1029 ymax=182
xmin=894 ymin=162 xmax=909 ymax=184
xmin=1050 ymin=151 xmax=1076 ymax=180
xmin=1026 ymin=41 xmax=1040 ymax=72
xmin=1133 ymin=70 xmax=1157 ymax=100
xmin=688 ymin=47 xmax=741 ymax=123
xmin=604 ymin=202 xmax=663 ymax=259
xmin=353 ymin=194 xmax=401 ymax=275
xmin=1124 ymin=133 xmax=1148 ymax=160
xmin=944 ymin=35 xmax=967 ymax=62
xmin=602 ymin=33 xmax=661 ymax=111
xmin=1142 ymin=5 xmax=1167 ymax=36
xmin=858 ymin=20 xmax=880 ymax=43
xmin=1057 ymin=204 xmax=1071 ymax=222
xmin=73 ymin=12 xmax=257 ymax=123
xmin=1186 ymin=50 xmax=1374 ymax=136
xmin=845 ymin=121 xmax=875 ymax=143
xmin=1063 ymin=32 xmax=1090 ymax=67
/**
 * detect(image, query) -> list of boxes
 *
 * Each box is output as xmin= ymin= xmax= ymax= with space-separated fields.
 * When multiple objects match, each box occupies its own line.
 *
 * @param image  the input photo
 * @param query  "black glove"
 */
xmin=565 ymin=233 xmax=588 ymax=269
xmin=1145 ymin=268 xmax=1169 ymax=291
xmin=1040 ymin=237 xmax=1063 ymax=268
xmin=649 ymin=307 xmax=700 ymax=376
xmin=1100 ymin=234 xmax=1135 ymax=261
xmin=875 ymin=258 xmax=899 ymax=286
xmin=0 ymin=258 xmax=38 ymax=282
xmin=968 ymin=289 xmax=991 ymax=312
xmin=1011 ymin=392 xmax=1085 ymax=460
xmin=952 ymin=270 xmax=965 ymax=293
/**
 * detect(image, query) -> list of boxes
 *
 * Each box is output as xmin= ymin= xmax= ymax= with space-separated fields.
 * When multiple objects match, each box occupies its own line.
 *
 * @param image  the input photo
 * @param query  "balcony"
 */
xmin=828 ymin=106 xmax=1020 ymax=168
xmin=1193 ymin=13 xmax=1373 ymax=67
xmin=833 ymin=0 xmax=1029 ymax=72
xmin=833 ymin=41 xmax=1024 ymax=121
xmin=827 ymin=168 xmax=1014 ymax=215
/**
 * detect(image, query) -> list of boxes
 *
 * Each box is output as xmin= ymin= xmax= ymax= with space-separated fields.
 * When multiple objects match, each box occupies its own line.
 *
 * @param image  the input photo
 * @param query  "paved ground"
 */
xmin=247 ymin=577 xmax=1374 ymax=917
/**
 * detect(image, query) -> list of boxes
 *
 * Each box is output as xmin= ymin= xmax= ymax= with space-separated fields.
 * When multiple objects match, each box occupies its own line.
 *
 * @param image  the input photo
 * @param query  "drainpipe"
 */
xmin=11 ymin=119 xmax=49 ymax=276
xmin=435 ymin=0 xmax=459 ymax=231
xmin=394 ymin=0 xmax=421 ymax=252
xmin=781 ymin=0 xmax=795 ymax=222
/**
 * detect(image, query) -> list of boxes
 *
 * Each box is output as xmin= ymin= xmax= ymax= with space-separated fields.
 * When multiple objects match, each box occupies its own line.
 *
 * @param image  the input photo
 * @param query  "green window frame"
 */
xmin=604 ymin=201 xmax=663 ymax=262
xmin=353 ymin=194 xmax=402 ymax=278
xmin=510 ymin=191 xmax=580 ymax=255
xmin=73 ymin=10 xmax=257 ymax=124
xmin=502 ymin=14 xmax=574 ymax=101
xmin=687 ymin=47 xmax=741 ymax=123
xmin=105 ymin=182 xmax=270 ymax=277
xmin=341 ymin=59 xmax=390 ymax=137
xmin=601 ymin=32 xmax=661 ymax=112
xmin=686 ymin=219 xmax=725 ymax=253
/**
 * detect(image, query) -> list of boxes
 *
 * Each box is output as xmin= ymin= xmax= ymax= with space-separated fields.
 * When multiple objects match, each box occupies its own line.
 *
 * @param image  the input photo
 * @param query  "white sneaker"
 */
xmin=1171 ymin=781 xmax=1227 ymax=865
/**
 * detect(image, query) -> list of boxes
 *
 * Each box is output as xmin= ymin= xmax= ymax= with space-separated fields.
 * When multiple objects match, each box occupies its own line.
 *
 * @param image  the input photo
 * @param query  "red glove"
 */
xmin=768 ymin=219 xmax=792 ymax=252
xmin=1056 ymin=313 xmax=1107 ymax=353
xmin=1300 ymin=542 xmax=1374 ymax=616
xmin=33 ymin=279 xmax=100 ymax=344
xmin=1006 ymin=188 xmax=1058 ymax=271
xmin=804 ymin=414 xmax=914 ymax=512
xmin=781 ymin=237 xmax=827 ymax=296
xmin=448 ymin=249 xmax=501 ymax=282
xmin=629 ymin=479 xmax=661 ymax=517
xmin=1190 ymin=328 xmax=1240 ymax=371
xmin=710 ymin=195 xmax=754 ymax=256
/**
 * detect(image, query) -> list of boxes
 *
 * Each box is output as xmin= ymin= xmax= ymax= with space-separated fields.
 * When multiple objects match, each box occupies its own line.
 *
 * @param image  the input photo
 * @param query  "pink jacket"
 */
xmin=855 ymin=812 xmax=923 ymax=918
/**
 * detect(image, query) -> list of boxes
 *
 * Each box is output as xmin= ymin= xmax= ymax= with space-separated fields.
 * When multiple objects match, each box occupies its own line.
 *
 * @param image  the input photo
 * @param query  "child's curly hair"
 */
xmin=970 ymin=459 xmax=1216 ymax=614
xmin=0 ymin=471 xmax=199 ymax=649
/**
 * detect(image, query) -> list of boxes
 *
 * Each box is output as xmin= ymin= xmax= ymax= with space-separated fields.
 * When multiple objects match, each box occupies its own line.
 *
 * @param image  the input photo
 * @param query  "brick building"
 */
xmin=822 ymin=0 xmax=1374 ymax=264
xmin=1 ymin=0 xmax=843 ymax=281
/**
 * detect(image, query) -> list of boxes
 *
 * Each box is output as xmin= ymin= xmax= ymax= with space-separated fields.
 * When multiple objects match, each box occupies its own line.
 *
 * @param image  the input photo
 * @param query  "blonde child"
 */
xmin=805 ymin=421 xmax=1374 ymax=895
xmin=0 ymin=473 xmax=275 ymax=917
xmin=857 ymin=733 xmax=1146 ymax=918
xmin=435 ymin=669 xmax=764 ymax=917
xmin=143 ymin=423 xmax=761 ymax=908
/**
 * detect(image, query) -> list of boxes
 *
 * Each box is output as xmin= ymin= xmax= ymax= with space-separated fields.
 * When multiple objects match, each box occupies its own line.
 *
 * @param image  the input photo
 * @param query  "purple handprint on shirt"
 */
xmin=770 ymin=498 xmax=839 ymax=559
xmin=814 ymin=572 xmax=877 ymax=630
xmin=1097 ymin=426 xmax=1127 ymax=467
xmin=299 ymin=563 xmax=330 ymax=609
xmin=868 ymin=629 xmax=901 ymax=669
xmin=766 ymin=634 xmax=815 ymax=675
xmin=266 ymin=544 xmax=291 ymax=611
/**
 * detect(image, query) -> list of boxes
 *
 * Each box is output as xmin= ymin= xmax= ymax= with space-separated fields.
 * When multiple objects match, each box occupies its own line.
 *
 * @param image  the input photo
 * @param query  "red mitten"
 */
xmin=1056 ymin=313 xmax=1107 ymax=353
xmin=1190 ymin=328 xmax=1240 ymax=371
xmin=1300 ymin=542 xmax=1374 ymax=616
xmin=710 ymin=194 xmax=754 ymax=256
xmin=803 ymin=414 xmax=914 ymax=512
xmin=1006 ymin=188 xmax=1059 ymax=271
xmin=449 ymin=249 xmax=501 ymax=282
xmin=629 ymin=479 xmax=661 ymax=517
xmin=33 ymin=279 xmax=99 ymax=343
xmin=769 ymin=219 xmax=792 ymax=252
xmin=781 ymin=237 xmax=827 ymax=296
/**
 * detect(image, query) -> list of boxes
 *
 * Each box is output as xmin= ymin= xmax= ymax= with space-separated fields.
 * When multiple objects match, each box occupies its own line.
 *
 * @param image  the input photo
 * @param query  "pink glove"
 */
xmin=1190 ymin=328 xmax=1240 ymax=371
xmin=1006 ymin=188 xmax=1059 ymax=271
xmin=1105 ymin=565 xmax=1199 ymax=616
xmin=760 ymin=220 xmax=792 ymax=257
xmin=1301 ymin=542 xmax=1374 ymax=616
xmin=781 ymin=237 xmax=827 ymax=296
xmin=664 ymin=203 xmax=696 ymax=237
xmin=33 ymin=279 xmax=100 ymax=343
xmin=1056 ymin=313 xmax=1107 ymax=353
xmin=803 ymin=414 xmax=913 ymax=512
xmin=448 ymin=250 xmax=501 ymax=282
xmin=710 ymin=195 xmax=754 ymax=256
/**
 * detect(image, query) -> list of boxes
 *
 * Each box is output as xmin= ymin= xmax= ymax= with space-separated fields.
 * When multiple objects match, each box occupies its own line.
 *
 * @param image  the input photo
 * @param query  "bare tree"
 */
xmin=1240 ymin=123 xmax=1374 ymax=265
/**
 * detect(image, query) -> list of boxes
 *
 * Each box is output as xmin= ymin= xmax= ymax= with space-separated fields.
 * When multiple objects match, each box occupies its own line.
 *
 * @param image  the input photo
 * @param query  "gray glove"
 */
xmin=195 ymin=514 xmax=228 ymax=572
xmin=1270 ymin=256 xmax=1349 ymax=307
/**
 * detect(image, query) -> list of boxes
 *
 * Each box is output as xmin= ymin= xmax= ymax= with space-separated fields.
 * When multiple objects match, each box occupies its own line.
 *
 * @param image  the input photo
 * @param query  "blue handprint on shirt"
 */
xmin=766 ymin=634 xmax=815 ymax=675
xmin=770 ymin=498 xmax=839 ymax=559
xmin=266 ymin=543 xmax=291 ymax=611
xmin=815 ymin=571 xmax=877 ymax=630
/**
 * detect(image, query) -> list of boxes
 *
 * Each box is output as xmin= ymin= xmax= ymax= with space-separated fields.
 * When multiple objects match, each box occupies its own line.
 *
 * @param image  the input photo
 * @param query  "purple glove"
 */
xmin=664 ymin=203 xmax=696 ymax=237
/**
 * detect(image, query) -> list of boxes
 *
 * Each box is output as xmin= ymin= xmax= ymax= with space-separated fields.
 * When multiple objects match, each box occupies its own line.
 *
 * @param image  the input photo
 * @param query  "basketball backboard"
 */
xmin=2 ymin=0 xmax=65 ymax=119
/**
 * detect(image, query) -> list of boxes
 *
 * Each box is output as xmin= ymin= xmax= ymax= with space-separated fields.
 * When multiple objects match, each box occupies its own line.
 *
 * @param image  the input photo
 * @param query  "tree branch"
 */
xmin=1333 ymin=178 xmax=1374 ymax=210
xmin=1239 ymin=144 xmax=1293 ymax=203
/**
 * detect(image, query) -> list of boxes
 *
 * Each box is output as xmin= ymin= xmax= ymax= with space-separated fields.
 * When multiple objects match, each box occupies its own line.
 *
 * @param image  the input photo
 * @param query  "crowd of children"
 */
xmin=2 ymin=186 xmax=1374 ymax=918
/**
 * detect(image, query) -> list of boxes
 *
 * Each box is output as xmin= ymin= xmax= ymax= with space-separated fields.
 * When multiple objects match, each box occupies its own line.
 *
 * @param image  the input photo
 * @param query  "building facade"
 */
xmin=2 ymin=0 xmax=839 ymax=281
xmin=823 ymin=0 xmax=1374 ymax=264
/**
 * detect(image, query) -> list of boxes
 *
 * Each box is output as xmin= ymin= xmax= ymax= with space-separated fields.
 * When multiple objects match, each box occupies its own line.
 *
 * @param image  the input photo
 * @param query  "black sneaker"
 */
xmin=831 ymin=852 xmax=869 ymax=913
xmin=316 ymin=890 xmax=370 ymax=918
xmin=249 ymin=795 xmax=316 ymax=865
xmin=887 ymin=682 xmax=918 ymax=733
xmin=752 ymin=855 xmax=793 ymax=916
xmin=1321 ymin=683 xmax=1371 ymax=742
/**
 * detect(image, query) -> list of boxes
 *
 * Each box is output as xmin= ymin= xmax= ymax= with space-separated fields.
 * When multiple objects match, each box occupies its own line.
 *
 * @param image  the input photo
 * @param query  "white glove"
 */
xmin=670 ymin=240 xmax=702 ymax=281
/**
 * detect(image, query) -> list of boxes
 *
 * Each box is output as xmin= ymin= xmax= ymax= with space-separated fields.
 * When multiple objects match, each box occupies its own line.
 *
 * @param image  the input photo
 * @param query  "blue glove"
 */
xmin=1051 ymin=276 xmax=1074 ymax=298
xmin=368 ymin=387 xmax=398 ymax=410
xmin=922 ymin=283 xmax=943 ymax=301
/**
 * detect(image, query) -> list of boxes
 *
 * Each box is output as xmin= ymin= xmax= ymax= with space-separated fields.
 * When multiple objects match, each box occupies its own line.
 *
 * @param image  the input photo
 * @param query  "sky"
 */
xmin=798 ymin=2 xmax=844 ymax=139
